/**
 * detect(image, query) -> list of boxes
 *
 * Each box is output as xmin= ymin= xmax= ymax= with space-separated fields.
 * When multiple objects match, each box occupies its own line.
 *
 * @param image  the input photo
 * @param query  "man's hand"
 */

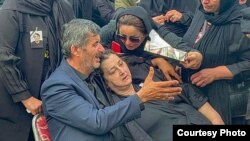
xmin=151 ymin=57 xmax=182 ymax=82
xmin=22 ymin=97 xmax=42 ymax=115
xmin=137 ymin=67 xmax=182 ymax=102
xmin=181 ymin=51 xmax=203 ymax=69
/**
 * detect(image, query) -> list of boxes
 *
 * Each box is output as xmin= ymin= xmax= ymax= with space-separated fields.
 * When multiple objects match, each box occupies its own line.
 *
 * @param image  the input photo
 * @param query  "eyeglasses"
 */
xmin=116 ymin=34 xmax=142 ymax=43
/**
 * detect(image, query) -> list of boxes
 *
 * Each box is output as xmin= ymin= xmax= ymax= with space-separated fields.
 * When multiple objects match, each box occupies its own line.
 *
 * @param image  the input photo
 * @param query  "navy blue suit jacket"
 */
xmin=41 ymin=58 xmax=142 ymax=141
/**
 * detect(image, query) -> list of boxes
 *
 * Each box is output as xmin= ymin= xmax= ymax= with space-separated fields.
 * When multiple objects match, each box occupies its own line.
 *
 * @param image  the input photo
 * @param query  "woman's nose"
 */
xmin=124 ymin=39 xmax=133 ymax=47
xmin=118 ymin=67 xmax=125 ymax=75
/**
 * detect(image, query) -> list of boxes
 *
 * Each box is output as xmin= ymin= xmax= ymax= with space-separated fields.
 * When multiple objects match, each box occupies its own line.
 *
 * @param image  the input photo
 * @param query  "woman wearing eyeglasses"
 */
xmin=101 ymin=6 xmax=203 ymax=83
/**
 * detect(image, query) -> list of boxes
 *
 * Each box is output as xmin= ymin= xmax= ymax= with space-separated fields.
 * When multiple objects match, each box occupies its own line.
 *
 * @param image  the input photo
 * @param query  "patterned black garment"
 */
xmin=0 ymin=0 xmax=74 ymax=141
xmin=183 ymin=0 xmax=250 ymax=124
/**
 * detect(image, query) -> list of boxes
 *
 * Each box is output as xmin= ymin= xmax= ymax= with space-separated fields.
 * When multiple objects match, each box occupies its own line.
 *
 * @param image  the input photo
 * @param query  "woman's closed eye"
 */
xmin=108 ymin=60 xmax=124 ymax=75
xmin=108 ymin=68 xmax=116 ymax=75
xmin=118 ymin=60 xmax=124 ymax=66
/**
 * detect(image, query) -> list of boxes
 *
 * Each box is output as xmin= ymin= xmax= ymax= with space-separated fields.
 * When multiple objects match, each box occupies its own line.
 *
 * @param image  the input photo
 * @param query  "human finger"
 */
xmin=167 ymin=96 xmax=175 ymax=101
xmin=155 ymin=84 xmax=182 ymax=95
xmin=144 ymin=67 xmax=154 ymax=84
xmin=170 ymin=71 xmax=183 ymax=83
xmin=165 ymin=12 xmax=174 ymax=22
xmin=190 ymin=73 xmax=202 ymax=85
xmin=163 ymin=72 xmax=172 ymax=81
xmin=156 ymin=80 xmax=180 ymax=88
xmin=158 ymin=91 xmax=181 ymax=100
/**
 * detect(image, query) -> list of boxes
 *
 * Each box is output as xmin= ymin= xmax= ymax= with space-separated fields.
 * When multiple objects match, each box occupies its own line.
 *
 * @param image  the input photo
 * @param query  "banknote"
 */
xmin=144 ymin=30 xmax=187 ymax=61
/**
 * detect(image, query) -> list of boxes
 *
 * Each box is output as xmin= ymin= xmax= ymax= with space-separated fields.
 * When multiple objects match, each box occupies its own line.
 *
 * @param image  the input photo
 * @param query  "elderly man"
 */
xmin=41 ymin=19 xmax=182 ymax=141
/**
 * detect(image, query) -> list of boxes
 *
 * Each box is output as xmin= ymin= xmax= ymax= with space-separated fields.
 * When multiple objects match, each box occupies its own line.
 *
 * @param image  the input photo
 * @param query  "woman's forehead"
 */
xmin=119 ymin=25 xmax=144 ymax=37
xmin=103 ymin=54 xmax=120 ymax=67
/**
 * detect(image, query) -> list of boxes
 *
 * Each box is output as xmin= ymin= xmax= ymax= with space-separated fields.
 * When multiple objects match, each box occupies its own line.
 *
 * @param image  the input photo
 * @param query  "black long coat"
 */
xmin=0 ymin=0 xmax=74 ymax=140
xmin=182 ymin=0 xmax=250 ymax=124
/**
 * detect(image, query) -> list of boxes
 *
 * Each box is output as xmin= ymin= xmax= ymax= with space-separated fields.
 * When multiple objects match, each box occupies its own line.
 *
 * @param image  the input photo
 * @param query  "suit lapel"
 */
xmin=59 ymin=58 xmax=102 ymax=108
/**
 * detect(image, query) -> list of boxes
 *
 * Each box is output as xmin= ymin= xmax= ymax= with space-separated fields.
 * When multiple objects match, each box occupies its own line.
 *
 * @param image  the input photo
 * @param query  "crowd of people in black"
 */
xmin=0 ymin=0 xmax=250 ymax=141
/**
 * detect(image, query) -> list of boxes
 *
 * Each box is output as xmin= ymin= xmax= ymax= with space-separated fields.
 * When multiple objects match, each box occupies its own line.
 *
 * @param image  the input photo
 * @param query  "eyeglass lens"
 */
xmin=117 ymin=34 xmax=141 ymax=43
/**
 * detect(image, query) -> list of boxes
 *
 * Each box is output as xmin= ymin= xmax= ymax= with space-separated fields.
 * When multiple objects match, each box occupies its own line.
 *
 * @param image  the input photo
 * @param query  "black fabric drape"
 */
xmin=68 ymin=0 xmax=93 ymax=20
xmin=0 ymin=0 xmax=74 ymax=141
xmin=112 ymin=95 xmax=153 ymax=141
xmin=3 ymin=0 xmax=74 ymax=76
xmin=49 ymin=0 xmax=75 ymax=73
xmin=87 ymin=71 xmax=111 ymax=107
xmin=138 ymin=0 xmax=199 ymax=16
xmin=138 ymin=0 xmax=199 ymax=37
xmin=241 ymin=7 xmax=250 ymax=33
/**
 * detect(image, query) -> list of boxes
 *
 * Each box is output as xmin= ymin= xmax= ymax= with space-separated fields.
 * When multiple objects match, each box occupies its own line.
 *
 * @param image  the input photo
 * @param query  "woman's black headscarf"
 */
xmin=115 ymin=6 xmax=157 ymax=56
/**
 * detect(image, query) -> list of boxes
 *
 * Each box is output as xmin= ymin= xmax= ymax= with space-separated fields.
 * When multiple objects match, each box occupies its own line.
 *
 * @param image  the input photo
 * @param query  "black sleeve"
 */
xmin=157 ymin=25 xmax=198 ymax=53
xmin=227 ymin=34 xmax=250 ymax=81
xmin=96 ymin=0 xmax=115 ymax=22
xmin=180 ymin=11 xmax=194 ymax=26
xmin=0 ymin=10 xmax=31 ymax=102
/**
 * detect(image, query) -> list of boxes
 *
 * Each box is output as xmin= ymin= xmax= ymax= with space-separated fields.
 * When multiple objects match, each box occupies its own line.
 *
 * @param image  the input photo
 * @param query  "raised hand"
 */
xmin=151 ymin=57 xmax=182 ymax=82
xmin=137 ymin=67 xmax=182 ymax=102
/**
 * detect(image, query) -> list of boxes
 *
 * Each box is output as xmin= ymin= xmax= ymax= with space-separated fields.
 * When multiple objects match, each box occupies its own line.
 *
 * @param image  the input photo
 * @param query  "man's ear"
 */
xmin=70 ymin=45 xmax=80 ymax=57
